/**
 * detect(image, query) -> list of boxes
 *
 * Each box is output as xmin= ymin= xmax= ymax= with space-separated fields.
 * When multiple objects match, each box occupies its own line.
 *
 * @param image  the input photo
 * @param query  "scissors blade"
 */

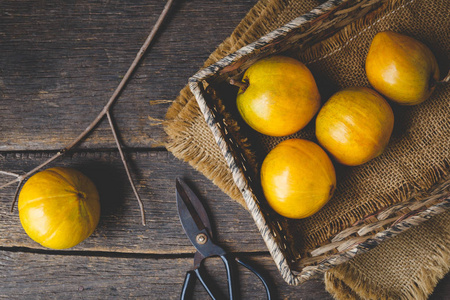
xmin=176 ymin=178 xmax=212 ymax=235
xmin=176 ymin=178 xmax=225 ymax=258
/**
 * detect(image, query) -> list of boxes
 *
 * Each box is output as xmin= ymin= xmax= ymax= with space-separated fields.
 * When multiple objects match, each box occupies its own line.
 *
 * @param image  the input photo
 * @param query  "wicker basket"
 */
xmin=189 ymin=0 xmax=450 ymax=285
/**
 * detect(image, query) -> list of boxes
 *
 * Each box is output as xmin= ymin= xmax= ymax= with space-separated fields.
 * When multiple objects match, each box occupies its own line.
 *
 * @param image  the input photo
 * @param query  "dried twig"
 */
xmin=1 ymin=0 xmax=175 ymax=225
xmin=107 ymin=111 xmax=146 ymax=225
xmin=0 ymin=171 xmax=20 ymax=178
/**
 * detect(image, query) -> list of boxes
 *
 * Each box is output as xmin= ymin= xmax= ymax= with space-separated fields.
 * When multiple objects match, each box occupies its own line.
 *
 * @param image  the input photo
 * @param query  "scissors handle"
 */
xmin=221 ymin=254 xmax=238 ymax=300
xmin=195 ymin=266 xmax=222 ymax=299
xmin=180 ymin=271 xmax=196 ymax=300
xmin=180 ymin=268 xmax=223 ymax=300
xmin=220 ymin=254 xmax=273 ymax=300
xmin=180 ymin=254 xmax=272 ymax=300
xmin=235 ymin=257 xmax=273 ymax=300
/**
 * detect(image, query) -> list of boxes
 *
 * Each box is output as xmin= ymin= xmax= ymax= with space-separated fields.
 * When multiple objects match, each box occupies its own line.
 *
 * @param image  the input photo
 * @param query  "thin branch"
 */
xmin=0 ymin=151 xmax=64 ymax=190
xmin=2 ymin=0 xmax=176 ymax=223
xmin=10 ymin=180 xmax=24 ymax=213
xmin=107 ymin=111 xmax=146 ymax=225
xmin=0 ymin=181 xmax=17 ymax=190
xmin=62 ymin=0 xmax=176 ymax=152
xmin=0 ymin=171 xmax=20 ymax=178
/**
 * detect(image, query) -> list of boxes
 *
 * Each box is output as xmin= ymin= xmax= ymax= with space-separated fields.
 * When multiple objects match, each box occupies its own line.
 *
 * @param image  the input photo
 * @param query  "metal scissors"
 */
xmin=176 ymin=178 xmax=273 ymax=300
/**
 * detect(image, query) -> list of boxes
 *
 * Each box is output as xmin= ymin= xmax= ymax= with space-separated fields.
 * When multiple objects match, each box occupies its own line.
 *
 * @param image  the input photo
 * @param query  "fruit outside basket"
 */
xmin=188 ymin=0 xmax=450 ymax=285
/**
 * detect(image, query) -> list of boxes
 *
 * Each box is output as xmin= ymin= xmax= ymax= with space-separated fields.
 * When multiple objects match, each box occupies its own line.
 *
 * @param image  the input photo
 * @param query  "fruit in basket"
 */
xmin=260 ymin=138 xmax=336 ymax=219
xmin=365 ymin=31 xmax=440 ymax=105
xmin=18 ymin=167 xmax=101 ymax=249
xmin=233 ymin=55 xmax=320 ymax=136
xmin=315 ymin=87 xmax=394 ymax=166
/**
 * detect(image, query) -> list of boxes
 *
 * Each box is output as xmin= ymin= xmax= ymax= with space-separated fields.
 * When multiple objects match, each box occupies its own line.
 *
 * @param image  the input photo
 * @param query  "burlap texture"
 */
xmin=164 ymin=0 xmax=450 ymax=298
xmin=325 ymin=209 xmax=450 ymax=299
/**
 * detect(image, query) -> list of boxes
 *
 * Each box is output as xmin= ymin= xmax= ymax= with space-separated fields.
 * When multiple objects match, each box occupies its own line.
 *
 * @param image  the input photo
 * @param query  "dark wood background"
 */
xmin=0 ymin=0 xmax=448 ymax=299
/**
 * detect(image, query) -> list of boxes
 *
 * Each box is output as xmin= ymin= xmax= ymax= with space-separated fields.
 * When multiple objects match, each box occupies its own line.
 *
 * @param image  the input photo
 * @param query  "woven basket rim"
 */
xmin=189 ymin=0 xmax=346 ymax=84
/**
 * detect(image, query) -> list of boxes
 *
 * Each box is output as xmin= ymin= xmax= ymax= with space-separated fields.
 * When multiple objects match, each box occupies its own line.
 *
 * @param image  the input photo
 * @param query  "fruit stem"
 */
xmin=439 ymin=69 xmax=450 ymax=83
xmin=229 ymin=78 xmax=249 ymax=92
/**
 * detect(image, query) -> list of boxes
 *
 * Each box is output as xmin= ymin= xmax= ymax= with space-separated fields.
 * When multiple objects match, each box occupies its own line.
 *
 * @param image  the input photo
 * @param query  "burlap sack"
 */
xmin=164 ymin=0 xmax=450 ymax=298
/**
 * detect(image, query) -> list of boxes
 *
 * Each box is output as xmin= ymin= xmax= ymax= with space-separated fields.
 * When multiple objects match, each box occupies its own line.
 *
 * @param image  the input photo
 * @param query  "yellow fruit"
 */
xmin=18 ymin=167 xmax=100 ymax=249
xmin=260 ymin=139 xmax=336 ymax=219
xmin=235 ymin=55 xmax=321 ymax=136
xmin=365 ymin=31 xmax=440 ymax=105
xmin=315 ymin=87 xmax=394 ymax=166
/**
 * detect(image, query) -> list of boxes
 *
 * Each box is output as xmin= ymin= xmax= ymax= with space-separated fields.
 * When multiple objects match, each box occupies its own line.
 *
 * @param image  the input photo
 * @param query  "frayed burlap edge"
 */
xmin=324 ymin=212 xmax=450 ymax=300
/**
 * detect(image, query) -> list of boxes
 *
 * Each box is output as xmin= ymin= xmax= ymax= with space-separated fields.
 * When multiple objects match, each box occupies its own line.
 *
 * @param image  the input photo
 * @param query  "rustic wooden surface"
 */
xmin=0 ymin=0 xmax=448 ymax=299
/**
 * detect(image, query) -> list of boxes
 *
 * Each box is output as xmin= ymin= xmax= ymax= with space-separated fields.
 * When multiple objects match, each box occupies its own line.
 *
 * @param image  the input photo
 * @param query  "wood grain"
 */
xmin=0 ymin=0 xmax=258 ymax=151
xmin=0 ymin=150 xmax=268 ymax=254
xmin=0 ymin=249 xmax=333 ymax=299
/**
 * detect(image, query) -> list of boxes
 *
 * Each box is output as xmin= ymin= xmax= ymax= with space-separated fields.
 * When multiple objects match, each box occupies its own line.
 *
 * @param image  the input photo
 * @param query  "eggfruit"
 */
xmin=315 ymin=87 xmax=394 ymax=166
xmin=235 ymin=55 xmax=321 ymax=136
xmin=260 ymin=138 xmax=336 ymax=219
xmin=18 ymin=167 xmax=101 ymax=249
xmin=365 ymin=31 xmax=440 ymax=105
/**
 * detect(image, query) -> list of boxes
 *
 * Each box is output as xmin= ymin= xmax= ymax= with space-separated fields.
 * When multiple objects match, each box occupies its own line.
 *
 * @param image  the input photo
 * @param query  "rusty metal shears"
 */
xmin=176 ymin=178 xmax=272 ymax=300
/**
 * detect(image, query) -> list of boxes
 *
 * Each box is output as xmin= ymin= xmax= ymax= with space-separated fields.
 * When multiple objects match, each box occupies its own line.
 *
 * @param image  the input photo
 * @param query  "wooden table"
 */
xmin=1 ymin=1 xmax=448 ymax=298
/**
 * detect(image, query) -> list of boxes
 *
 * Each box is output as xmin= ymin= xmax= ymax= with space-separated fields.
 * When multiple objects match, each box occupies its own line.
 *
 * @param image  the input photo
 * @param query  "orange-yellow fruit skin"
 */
xmin=236 ymin=55 xmax=321 ymax=136
xmin=315 ymin=87 xmax=394 ymax=166
xmin=18 ymin=167 xmax=100 ymax=249
xmin=365 ymin=31 xmax=439 ymax=105
xmin=260 ymin=139 xmax=336 ymax=219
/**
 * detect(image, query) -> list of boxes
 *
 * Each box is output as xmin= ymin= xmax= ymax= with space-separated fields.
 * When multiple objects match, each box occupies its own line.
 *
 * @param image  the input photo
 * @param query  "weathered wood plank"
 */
xmin=0 ymin=249 xmax=333 ymax=299
xmin=0 ymin=150 xmax=268 ymax=253
xmin=0 ymin=0 xmax=258 ymax=151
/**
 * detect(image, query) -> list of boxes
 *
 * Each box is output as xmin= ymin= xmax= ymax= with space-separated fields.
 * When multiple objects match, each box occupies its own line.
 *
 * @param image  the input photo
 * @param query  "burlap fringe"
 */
xmin=324 ymin=218 xmax=450 ymax=300
xmin=402 ymin=244 xmax=450 ymax=300
xmin=164 ymin=94 xmax=246 ymax=204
